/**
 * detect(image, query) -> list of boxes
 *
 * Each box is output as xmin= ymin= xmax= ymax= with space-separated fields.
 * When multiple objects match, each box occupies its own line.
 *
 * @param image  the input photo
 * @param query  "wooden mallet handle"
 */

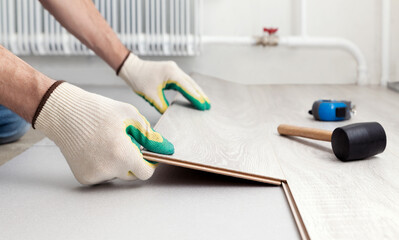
xmin=277 ymin=124 xmax=332 ymax=142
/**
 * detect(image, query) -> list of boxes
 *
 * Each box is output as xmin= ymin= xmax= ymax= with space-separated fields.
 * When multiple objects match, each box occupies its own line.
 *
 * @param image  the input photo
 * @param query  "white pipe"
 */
xmin=202 ymin=36 xmax=256 ymax=45
xmin=300 ymin=0 xmax=307 ymax=37
xmin=200 ymin=0 xmax=368 ymax=85
xmin=202 ymin=35 xmax=368 ymax=84
xmin=280 ymin=37 xmax=368 ymax=84
xmin=381 ymin=0 xmax=390 ymax=86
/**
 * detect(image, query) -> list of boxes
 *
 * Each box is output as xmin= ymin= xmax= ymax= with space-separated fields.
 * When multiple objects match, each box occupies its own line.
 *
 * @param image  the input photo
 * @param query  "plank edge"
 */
xmin=282 ymin=182 xmax=310 ymax=240
xmin=149 ymin=73 xmax=309 ymax=238
xmin=143 ymin=152 xmax=283 ymax=186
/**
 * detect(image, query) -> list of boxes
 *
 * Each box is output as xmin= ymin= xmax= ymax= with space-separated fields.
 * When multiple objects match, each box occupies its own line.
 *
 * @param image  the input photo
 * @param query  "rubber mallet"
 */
xmin=277 ymin=122 xmax=387 ymax=161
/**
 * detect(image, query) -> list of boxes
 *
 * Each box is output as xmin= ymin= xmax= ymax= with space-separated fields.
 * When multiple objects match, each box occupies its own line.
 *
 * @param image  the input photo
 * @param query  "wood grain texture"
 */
xmin=144 ymin=73 xmax=399 ymax=239
xmin=144 ymin=73 xmax=286 ymax=184
xmin=258 ymin=84 xmax=399 ymax=239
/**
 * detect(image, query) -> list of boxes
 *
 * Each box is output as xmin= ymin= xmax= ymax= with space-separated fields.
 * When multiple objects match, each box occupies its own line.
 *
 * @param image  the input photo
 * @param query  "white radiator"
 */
xmin=0 ymin=0 xmax=201 ymax=56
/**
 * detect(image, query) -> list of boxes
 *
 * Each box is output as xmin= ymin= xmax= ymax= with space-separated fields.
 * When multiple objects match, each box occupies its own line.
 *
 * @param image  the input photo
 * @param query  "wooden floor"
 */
xmin=143 ymin=73 xmax=399 ymax=239
xmin=144 ymin=76 xmax=286 ymax=185
xmin=0 ymin=129 xmax=44 ymax=166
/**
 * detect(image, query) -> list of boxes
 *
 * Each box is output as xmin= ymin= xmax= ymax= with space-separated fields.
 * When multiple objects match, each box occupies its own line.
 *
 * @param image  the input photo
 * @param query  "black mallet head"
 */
xmin=331 ymin=122 xmax=387 ymax=161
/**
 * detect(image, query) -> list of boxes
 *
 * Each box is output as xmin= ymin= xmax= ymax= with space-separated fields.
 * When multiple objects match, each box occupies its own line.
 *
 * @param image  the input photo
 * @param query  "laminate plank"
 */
xmin=146 ymin=73 xmax=399 ymax=239
xmin=144 ymin=73 xmax=286 ymax=184
xmin=258 ymin=84 xmax=399 ymax=239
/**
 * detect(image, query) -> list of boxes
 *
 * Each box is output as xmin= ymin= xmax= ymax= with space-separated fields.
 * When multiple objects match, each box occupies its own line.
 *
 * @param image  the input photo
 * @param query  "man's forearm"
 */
xmin=39 ymin=0 xmax=129 ymax=71
xmin=0 ymin=45 xmax=55 ymax=122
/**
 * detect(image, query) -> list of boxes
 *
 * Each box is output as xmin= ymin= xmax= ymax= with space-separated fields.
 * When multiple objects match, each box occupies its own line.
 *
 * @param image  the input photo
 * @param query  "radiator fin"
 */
xmin=0 ymin=0 xmax=200 ymax=56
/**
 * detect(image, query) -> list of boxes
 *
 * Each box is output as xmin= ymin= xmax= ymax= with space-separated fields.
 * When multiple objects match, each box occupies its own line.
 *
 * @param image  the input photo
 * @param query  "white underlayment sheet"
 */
xmin=0 ymin=138 xmax=299 ymax=240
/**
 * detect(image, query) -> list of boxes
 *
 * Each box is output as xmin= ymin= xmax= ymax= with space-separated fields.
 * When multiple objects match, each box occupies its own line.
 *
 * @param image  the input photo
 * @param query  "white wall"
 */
xmin=392 ymin=0 xmax=399 ymax=83
xmin=23 ymin=0 xmax=396 ymax=85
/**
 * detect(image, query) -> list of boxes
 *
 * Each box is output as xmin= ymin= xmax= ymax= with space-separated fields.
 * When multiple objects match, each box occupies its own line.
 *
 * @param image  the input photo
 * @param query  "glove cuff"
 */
xmin=116 ymin=51 xmax=132 ymax=75
xmin=117 ymin=52 xmax=143 ymax=90
xmin=32 ymin=80 xmax=65 ymax=129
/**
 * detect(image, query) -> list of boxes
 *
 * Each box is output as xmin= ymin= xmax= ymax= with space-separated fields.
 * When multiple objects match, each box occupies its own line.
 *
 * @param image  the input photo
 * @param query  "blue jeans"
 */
xmin=0 ymin=105 xmax=30 ymax=144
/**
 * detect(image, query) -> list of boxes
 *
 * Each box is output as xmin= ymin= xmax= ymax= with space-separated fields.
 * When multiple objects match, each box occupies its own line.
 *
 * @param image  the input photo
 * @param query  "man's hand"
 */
xmin=33 ymin=82 xmax=174 ymax=185
xmin=118 ymin=53 xmax=211 ymax=114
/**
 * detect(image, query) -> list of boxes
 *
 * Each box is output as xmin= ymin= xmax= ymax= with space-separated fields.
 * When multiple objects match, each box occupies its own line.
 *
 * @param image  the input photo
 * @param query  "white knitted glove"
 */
xmin=33 ymin=81 xmax=174 ymax=185
xmin=118 ymin=53 xmax=211 ymax=113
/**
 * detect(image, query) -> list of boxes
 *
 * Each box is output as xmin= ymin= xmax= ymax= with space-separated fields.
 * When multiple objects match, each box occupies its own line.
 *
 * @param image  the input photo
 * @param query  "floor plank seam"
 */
xmin=143 ymin=153 xmax=283 ymax=185
xmin=282 ymin=182 xmax=310 ymax=240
